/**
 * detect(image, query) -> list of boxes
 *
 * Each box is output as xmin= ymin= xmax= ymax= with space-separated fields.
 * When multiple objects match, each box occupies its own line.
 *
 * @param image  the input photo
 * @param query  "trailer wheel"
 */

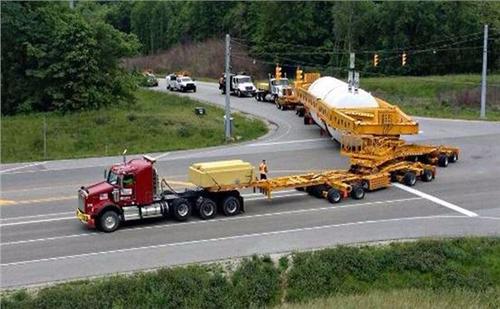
xmin=171 ymin=198 xmax=191 ymax=221
xmin=403 ymin=171 xmax=417 ymax=186
xmin=421 ymin=169 xmax=434 ymax=182
xmin=350 ymin=185 xmax=365 ymax=200
xmin=438 ymin=154 xmax=449 ymax=167
xmin=99 ymin=210 xmax=120 ymax=233
xmin=449 ymin=152 xmax=458 ymax=163
xmin=222 ymin=196 xmax=240 ymax=216
xmin=326 ymin=189 xmax=342 ymax=204
xmin=198 ymin=198 xmax=216 ymax=220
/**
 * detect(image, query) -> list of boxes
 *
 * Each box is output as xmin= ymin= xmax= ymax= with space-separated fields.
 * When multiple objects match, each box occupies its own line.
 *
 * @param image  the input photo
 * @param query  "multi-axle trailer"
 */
xmin=76 ymin=151 xmax=453 ymax=233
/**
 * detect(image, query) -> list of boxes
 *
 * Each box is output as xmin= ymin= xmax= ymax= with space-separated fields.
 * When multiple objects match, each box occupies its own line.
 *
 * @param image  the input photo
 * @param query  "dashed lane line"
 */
xmin=393 ymin=183 xmax=478 ymax=217
xmin=0 ymin=197 xmax=422 ymax=243
xmin=0 ymin=214 xmax=466 ymax=267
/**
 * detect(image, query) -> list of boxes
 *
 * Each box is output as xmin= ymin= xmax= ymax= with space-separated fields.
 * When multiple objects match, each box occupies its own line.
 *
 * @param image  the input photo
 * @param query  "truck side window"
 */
xmin=123 ymin=174 xmax=134 ymax=187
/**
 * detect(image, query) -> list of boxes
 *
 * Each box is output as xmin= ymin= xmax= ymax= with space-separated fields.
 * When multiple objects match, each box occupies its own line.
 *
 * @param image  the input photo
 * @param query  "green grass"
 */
xmin=361 ymin=74 xmax=500 ymax=120
xmin=0 ymin=89 xmax=267 ymax=163
xmin=1 ymin=238 xmax=499 ymax=309
xmin=277 ymin=288 xmax=500 ymax=309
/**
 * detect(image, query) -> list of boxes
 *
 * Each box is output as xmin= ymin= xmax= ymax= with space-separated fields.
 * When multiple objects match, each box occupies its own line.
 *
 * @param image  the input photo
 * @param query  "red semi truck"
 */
xmin=76 ymin=155 xmax=245 ymax=232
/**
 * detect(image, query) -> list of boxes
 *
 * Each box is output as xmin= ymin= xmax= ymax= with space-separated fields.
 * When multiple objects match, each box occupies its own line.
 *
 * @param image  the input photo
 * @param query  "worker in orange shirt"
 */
xmin=259 ymin=160 xmax=268 ymax=180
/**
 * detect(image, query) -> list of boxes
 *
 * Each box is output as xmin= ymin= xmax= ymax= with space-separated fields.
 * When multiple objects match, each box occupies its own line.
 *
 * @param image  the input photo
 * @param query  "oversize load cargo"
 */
xmin=189 ymin=160 xmax=255 ymax=188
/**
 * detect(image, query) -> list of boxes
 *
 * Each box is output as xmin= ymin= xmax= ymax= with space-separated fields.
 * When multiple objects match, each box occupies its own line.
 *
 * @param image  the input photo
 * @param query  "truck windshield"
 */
xmin=107 ymin=171 xmax=120 ymax=185
xmin=272 ymin=79 xmax=289 ymax=86
xmin=237 ymin=77 xmax=251 ymax=83
xmin=181 ymin=77 xmax=192 ymax=82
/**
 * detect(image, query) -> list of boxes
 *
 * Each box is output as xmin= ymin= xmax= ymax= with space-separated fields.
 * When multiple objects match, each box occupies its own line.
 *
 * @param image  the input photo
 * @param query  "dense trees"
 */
xmin=2 ymin=1 xmax=499 ymax=115
xmin=1 ymin=2 xmax=140 ymax=115
xmin=124 ymin=1 xmax=499 ymax=76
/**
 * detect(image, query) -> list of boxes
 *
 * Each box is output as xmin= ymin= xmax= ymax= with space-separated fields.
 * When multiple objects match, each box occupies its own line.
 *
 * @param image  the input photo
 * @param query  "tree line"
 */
xmin=2 ymin=1 xmax=499 ymax=115
xmin=115 ymin=1 xmax=499 ymax=76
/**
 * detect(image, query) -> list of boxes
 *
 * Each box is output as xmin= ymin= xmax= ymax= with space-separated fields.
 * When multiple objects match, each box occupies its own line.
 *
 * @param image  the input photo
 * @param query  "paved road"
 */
xmin=1 ymin=81 xmax=500 ymax=288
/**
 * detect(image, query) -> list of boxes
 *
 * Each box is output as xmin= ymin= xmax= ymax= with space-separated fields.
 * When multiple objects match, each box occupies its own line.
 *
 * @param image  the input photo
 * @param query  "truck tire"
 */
xmin=237 ymin=90 xmax=242 ymax=97
xmin=403 ymin=171 xmax=417 ymax=186
xmin=421 ymin=169 xmax=434 ymax=182
xmin=326 ymin=188 xmax=342 ymax=204
xmin=193 ymin=87 xmax=197 ymax=93
xmin=198 ymin=198 xmax=216 ymax=220
xmin=99 ymin=210 xmax=120 ymax=233
xmin=171 ymin=198 xmax=191 ymax=221
xmin=449 ymin=152 xmax=458 ymax=163
xmin=222 ymin=196 xmax=240 ymax=216
xmin=350 ymin=185 xmax=365 ymax=200
xmin=438 ymin=154 xmax=449 ymax=167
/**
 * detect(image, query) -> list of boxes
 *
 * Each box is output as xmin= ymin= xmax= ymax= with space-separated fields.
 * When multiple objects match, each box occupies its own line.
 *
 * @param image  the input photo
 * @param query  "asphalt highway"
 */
xmin=1 ymin=80 xmax=500 ymax=288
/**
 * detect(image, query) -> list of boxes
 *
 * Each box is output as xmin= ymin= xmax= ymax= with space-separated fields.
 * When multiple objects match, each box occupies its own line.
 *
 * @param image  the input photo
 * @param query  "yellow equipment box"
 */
xmin=189 ymin=160 xmax=255 ymax=188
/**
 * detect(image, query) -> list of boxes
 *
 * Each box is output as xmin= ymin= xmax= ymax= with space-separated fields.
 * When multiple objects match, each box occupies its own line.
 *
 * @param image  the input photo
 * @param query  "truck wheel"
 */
xmin=171 ymin=198 xmax=191 ymax=221
xmin=421 ymin=169 xmax=434 ymax=182
xmin=326 ymin=189 xmax=342 ymax=204
xmin=99 ymin=210 xmax=120 ymax=233
xmin=438 ymin=154 xmax=449 ymax=167
xmin=403 ymin=171 xmax=417 ymax=186
xmin=237 ymin=90 xmax=242 ymax=97
xmin=449 ymin=152 xmax=458 ymax=163
xmin=350 ymin=185 xmax=365 ymax=200
xmin=193 ymin=87 xmax=197 ymax=93
xmin=198 ymin=198 xmax=216 ymax=220
xmin=222 ymin=196 xmax=240 ymax=216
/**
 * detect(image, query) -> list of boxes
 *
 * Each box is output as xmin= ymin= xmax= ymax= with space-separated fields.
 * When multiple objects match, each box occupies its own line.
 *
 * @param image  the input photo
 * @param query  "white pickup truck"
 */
xmin=166 ymin=74 xmax=197 ymax=93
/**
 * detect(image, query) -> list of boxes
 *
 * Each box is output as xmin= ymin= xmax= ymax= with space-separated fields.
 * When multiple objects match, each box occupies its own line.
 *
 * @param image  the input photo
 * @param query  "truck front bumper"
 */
xmin=76 ymin=208 xmax=95 ymax=228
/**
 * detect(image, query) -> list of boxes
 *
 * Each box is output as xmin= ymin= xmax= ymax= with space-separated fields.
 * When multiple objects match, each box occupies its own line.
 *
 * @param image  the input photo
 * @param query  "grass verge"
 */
xmin=361 ymin=74 xmax=500 ymax=121
xmin=1 ymin=238 xmax=499 ymax=308
xmin=1 ymin=89 xmax=267 ymax=163
xmin=277 ymin=287 xmax=500 ymax=308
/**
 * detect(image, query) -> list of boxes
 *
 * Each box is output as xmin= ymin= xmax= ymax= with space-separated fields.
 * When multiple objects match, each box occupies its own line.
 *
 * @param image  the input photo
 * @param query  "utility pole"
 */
xmin=224 ymin=34 xmax=232 ymax=141
xmin=69 ymin=0 xmax=74 ymax=9
xmin=480 ymin=24 xmax=488 ymax=119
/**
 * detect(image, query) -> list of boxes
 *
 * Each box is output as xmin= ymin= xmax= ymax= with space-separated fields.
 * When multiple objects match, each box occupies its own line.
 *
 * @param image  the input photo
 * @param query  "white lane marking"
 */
xmin=154 ymin=152 xmax=170 ymax=160
xmin=247 ymin=137 xmax=327 ymax=147
xmin=0 ymin=162 xmax=47 ymax=174
xmin=0 ymin=214 xmax=466 ymax=267
xmin=0 ymin=211 xmax=74 ymax=222
xmin=1 ymin=216 xmax=76 ymax=227
xmin=1 ymin=197 xmax=422 ymax=245
xmin=393 ymin=183 xmax=479 ymax=217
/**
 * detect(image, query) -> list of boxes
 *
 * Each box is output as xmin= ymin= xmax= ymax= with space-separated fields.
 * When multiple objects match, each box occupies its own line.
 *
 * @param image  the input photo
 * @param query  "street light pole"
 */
xmin=224 ymin=34 xmax=232 ymax=141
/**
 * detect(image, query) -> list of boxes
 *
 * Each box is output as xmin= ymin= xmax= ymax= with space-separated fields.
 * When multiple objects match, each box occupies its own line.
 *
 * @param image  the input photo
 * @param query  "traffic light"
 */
xmin=275 ymin=64 xmax=282 ymax=80
xmin=373 ymin=54 xmax=379 ymax=67
xmin=296 ymin=67 xmax=303 ymax=81
xmin=402 ymin=52 xmax=407 ymax=66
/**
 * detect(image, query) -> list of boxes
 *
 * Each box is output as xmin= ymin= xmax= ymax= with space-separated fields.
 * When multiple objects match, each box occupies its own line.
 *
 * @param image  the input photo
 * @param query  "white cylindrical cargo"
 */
xmin=307 ymin=76 xmax=378 ymax=140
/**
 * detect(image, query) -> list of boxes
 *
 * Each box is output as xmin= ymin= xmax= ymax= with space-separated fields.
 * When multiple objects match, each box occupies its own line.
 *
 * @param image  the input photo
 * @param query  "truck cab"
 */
xmin=219 ymin=73 xmax=256 ymax=97
xmin=76 ymin=156 xmax=165 ymax=232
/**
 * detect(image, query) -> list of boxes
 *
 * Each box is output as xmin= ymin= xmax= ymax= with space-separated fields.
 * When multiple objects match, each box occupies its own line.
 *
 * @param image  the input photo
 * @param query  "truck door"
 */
xmin=120 ymin=174 xmax=136 ymax=206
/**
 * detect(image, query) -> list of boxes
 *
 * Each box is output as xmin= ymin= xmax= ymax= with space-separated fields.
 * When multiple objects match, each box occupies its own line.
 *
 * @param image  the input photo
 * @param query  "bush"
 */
xmin=2 ymin=238 xmax=499 ymax=308
xmin=231 ymin=255 xmax=281 ymax=308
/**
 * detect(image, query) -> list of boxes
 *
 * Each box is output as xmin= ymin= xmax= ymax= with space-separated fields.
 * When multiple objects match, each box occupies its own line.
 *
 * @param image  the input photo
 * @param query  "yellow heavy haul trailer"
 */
xmin=289 ymin=69 xmax=459 ymax=169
